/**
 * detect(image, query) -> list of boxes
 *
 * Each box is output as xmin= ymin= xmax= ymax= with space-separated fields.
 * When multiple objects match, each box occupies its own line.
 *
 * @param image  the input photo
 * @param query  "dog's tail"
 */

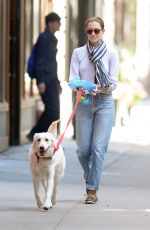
xmin=48 ymin=119 xmax=60 ymax=136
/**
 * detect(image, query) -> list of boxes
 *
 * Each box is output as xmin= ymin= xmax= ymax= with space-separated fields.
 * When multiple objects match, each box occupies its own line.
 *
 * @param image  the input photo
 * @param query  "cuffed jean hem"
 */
xmin=86 ymin=184 xmax=99 ymax=191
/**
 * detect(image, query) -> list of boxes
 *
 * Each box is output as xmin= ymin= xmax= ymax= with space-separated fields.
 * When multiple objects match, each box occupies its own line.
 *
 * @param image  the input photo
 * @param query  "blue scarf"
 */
xmin=87 ymin=40 xmax=113 ymax=87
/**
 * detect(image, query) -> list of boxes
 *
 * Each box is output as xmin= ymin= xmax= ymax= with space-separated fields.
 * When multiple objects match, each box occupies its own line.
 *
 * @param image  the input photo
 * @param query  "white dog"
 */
xmin=29 ymin=120 xmax=65 ymax=210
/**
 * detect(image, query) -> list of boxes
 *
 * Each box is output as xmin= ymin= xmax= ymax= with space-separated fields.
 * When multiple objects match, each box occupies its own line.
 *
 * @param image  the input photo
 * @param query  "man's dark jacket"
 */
xmin=34 ymin=28 xmax=61 ymax=111
xmin=27 ymin=28 xmax=61 ymax=138
xmin=35 ymin=28 xmax=60 ymax=85
xmin=35 ymin=28 xmax=61 ymax=109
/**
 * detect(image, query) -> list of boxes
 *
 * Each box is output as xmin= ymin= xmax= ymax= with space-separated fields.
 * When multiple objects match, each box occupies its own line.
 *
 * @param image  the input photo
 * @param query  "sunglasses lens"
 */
xmin=86 ymin=30 xmax=91 ymax=34
xmin=86 ymin=29 xmax=101 ymax=35
xmin=94 ymin=29 xmax=100 ymax=34
xmin=86 ymin=30 xmax=92 ymax=34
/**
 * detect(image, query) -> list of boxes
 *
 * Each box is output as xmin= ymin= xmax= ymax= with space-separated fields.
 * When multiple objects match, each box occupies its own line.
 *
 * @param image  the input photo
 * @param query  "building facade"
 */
xmin=0 ymin=0 xmax=149 ymax=151
xmin=0 ymin=0 xmax=53 ymax=151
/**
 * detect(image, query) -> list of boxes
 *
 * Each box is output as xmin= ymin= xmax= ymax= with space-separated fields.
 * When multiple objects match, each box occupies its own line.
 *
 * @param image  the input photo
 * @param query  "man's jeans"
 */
xmin=76 ymin=93 xmax=115 ymax=191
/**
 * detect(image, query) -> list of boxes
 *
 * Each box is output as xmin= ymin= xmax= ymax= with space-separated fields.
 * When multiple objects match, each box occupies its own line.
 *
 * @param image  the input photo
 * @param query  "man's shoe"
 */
xmin=85 ymin=194 xmax=98 ymax=204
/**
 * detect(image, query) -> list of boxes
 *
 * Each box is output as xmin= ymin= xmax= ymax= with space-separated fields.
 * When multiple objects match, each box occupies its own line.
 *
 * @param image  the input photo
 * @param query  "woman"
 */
xmin=69 ymin=17 xmax=119 ymax=204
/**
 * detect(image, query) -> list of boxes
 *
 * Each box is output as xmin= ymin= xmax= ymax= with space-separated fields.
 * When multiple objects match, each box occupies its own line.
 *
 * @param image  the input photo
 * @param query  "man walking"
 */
xmin=27 ymin=12 xmax=62 ymax=141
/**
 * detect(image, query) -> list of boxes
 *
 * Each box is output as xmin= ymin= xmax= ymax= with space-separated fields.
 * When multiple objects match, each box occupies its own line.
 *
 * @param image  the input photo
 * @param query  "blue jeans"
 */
xmin=76 ymin=93 xmax=115 ymax=191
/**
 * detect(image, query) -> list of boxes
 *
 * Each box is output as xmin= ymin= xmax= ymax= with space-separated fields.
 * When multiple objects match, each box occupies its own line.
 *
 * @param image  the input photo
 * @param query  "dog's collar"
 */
xmin=35 ymin=153 xmax=53 ymax=163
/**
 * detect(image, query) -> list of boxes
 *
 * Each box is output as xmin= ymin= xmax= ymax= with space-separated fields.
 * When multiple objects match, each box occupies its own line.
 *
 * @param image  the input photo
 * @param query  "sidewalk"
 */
xmin=0 ymin=128 xmax=130 ymax=176
xmin=0 ymin=125 xmax=148 ymax=162
xmin=0 ymin=126 xmax=150 ymax=230
xmin=0 ymin=95 xmax=150 ymax=230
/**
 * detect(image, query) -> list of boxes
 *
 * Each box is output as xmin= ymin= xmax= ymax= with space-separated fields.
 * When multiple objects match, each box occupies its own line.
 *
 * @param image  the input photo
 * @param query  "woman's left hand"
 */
xmin=91 ymin=86 xmax=111 ymax=95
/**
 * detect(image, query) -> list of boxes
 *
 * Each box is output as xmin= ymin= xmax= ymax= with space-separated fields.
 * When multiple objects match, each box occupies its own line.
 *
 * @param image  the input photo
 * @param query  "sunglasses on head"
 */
xmin=86 ymin=29 xmax=102 ymax=35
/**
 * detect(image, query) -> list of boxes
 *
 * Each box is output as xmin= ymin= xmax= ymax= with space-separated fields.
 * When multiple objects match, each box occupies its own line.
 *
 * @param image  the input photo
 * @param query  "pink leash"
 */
xmin=54 ymin=90 xmax=84 ymax=153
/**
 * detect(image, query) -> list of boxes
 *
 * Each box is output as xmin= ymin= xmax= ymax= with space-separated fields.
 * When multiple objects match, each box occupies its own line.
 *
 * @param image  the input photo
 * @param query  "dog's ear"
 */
xmin=33 ymin=133 xmax=39 ymax=141
xmin=48 ymin=119 xmax=60 ymax=137
xmin=32 ymin=133 xmax=39 ymax=147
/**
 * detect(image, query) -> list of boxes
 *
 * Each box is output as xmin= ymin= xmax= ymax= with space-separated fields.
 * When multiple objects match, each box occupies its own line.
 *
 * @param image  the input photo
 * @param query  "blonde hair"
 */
xmin=85 ymin=17 xmax=105 ymax=30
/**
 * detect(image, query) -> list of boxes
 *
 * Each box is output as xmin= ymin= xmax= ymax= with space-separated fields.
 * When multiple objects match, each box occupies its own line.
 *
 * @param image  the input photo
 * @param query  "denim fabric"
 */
xmin=76 ymin=93 xmax=115 ymax=191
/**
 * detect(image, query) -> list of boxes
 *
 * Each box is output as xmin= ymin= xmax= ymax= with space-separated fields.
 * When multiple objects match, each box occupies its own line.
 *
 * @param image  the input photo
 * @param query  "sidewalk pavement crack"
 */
xmin=53 ymin=200 xmax=82 ymax=230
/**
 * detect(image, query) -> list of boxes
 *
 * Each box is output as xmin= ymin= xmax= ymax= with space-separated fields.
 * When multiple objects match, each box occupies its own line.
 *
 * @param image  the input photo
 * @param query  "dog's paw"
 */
xmin=37 ymin=201 xmax=43 ymax=209
xmin=43 ymin=201 xmax=52 ymax=210
xmin=52 ymin=198 xmax=56 ymax=206
xmin=43 ymin=206 xmax=52 ymax=211
xmin=52 ymin=201 xmax=56 ymax=206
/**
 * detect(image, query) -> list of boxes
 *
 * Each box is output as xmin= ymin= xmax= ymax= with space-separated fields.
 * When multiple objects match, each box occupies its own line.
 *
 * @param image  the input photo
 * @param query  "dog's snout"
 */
xmin=40 ymin=146 xmax=44 ymax=151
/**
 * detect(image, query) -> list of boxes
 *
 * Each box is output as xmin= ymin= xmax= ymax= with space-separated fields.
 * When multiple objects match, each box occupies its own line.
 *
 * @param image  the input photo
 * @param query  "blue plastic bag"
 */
xmin=68 ymin=79 xmax=96 ymax=93
xmin=69 ymin=79 xmax=96 ymax=105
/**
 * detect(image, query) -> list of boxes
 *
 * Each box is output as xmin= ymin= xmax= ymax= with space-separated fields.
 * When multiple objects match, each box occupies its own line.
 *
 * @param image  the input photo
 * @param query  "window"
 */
xmin=24 ymin=0 xmax=39 ymax=97
xmin=0 ymin=1 xmax=2 ymax=102
xmin=0 ymin=0 xmax=9 ymax=102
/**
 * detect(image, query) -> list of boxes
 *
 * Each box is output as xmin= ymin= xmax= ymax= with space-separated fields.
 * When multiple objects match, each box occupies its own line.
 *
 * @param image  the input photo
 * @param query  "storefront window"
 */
xmin=0 ymin=1 xmax=2 ymax=102
xmin=24 ymin=0 xmax=53 ymax=98
xmin=0 ymin=0 xmax=6 ymax=102
xmin=24 ymin=0 xmax=32 ymax=97
xmin=0 ymin=0 xmax=9 ymax=102
xmin=24 ymin=0 xmax=40 ymax=98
